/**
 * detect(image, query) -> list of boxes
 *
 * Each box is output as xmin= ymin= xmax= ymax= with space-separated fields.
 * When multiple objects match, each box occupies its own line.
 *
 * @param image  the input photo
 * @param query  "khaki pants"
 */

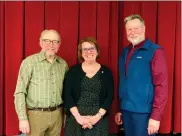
xmin=26 ymin=108 xmax=63 ymax=136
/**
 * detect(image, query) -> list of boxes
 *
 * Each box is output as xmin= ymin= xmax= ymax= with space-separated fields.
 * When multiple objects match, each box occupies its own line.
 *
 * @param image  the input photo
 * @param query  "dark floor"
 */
xmin=17 ymin=132 xmax=182 ymax=136
xmin=17 ymin=127 xmax=181 ymax=136
xmin=114 ymin=125 xmax=181 ymax=136
xmin=117 ymin=131 xmax=181 ymax=136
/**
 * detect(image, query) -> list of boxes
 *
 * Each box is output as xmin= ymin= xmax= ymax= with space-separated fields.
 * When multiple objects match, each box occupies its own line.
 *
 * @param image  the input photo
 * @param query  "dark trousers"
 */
xmin=122 ymin=110 xmax=156 ymax=136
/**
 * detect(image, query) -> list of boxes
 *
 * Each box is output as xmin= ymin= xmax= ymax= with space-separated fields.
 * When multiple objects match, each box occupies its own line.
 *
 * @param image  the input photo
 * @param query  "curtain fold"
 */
xmin=25 ymin=2 xmax=44 ymax=57
xmin=0 ymin=1 xmax=180 ymax=135
xmin=141 ymin=1 xmax=157 ymax=42
xmin=79 ymin=2 xmax=97 ymax=40
xmin=58 ymin=2 xmax=79 ymax=66
xmin=173 ymin=2 xmax=181 ymax=133
xmin=0 ymin=2 xmax=5 ymax=135
xmin=107 ymin=2 xmax=119 ymax=133
xmin=4 ymin=1 xmax=24 ymax=135
xmin=97 ymin=1 xmax=110 ymax=66
xmin=157 ymin=2 xmax=177 ymax=133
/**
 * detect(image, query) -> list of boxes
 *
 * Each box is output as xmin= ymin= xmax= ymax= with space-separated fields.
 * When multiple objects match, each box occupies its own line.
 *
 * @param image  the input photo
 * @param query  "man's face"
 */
xmin=125 ymin=19 xmax=145 ymax=45
xmin=40 ymin=31 xmax=60 ymax=56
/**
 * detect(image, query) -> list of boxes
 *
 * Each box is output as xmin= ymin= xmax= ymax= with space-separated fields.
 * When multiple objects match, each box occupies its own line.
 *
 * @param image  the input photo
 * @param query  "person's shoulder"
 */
xmin=101 ymin=64 xmax=109 ymax=70
xmin=67 ymin=63 xmax=82 ymax=73
xmin=147 ymin=39 xmax=163 ymax=49
xmin=101 ymin=65 xmax=112 ymax=73
xmin=19 ymin=53 xmax=39 ymax=68
xmin=120 ymin=45 xmax=130 ymax=54
xmin=122 ymin=45 xmax=130 ymax=50
xmin=100 ymin=65 xmax=113 ymax=80
xmin=69 ymin=63 xmax=81 ymax=70
xmin=57 ymin=56 xmax=68 ymax=65
xmin=151 ymin=43 xmax=163 ymax=49
xmin=23 ymin=53 xmax=39 ymax=63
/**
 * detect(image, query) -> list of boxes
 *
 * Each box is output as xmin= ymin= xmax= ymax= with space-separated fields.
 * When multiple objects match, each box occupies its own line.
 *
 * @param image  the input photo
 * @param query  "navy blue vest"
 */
xmin=119 ymin=39 xmax=162 ymax=113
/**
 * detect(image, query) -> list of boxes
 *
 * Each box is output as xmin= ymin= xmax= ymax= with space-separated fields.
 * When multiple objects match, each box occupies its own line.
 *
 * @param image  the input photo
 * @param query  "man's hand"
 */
xmin=19 ymin=120 xmax=30 ymax=134
xmin=148 ymin=118 xmax=160 ymax=135
xmin=115 ymin=112 xmax=122 ymax=125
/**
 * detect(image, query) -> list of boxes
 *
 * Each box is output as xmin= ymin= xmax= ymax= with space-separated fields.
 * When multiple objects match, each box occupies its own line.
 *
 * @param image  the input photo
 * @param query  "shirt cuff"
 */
xmin=18 ymin=112 xmax=28 ymax=120
xmin=150 ymin=111 xmax=161 ymax=121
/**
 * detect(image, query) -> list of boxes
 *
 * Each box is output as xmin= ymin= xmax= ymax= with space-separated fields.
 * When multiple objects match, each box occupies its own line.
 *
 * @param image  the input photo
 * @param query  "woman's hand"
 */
xmin=86 ymin=114 xmax=101 ymax=126
xmin=75 ymin=114 xmax=90 ymax=125
xmin=70 ymin=107 xmax=91 ymax=126
xmin=81 ymin=116 xmax=93 ymax=129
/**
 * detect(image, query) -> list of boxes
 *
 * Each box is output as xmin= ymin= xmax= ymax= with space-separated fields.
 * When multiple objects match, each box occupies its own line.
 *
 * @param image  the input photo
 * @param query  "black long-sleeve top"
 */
xmin=63 ymin=63 xmax=114 ymax=116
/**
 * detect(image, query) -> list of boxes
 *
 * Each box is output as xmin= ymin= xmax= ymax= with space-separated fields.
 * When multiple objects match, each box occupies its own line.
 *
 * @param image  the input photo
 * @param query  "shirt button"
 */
xmin=52 ymin=73 xmax=53 ymax=75
xmin=52 ymin=82 xmax=54 ymax=84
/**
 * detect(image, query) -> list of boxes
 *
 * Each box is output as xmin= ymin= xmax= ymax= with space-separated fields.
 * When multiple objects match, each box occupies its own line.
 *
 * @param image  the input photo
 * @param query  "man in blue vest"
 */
xmin=115 ymin=14 xmax=168 ymax=136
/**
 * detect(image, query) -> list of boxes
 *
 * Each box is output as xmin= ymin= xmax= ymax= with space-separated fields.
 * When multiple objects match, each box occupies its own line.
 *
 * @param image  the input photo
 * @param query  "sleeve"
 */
xmin=14 ymin=59 xmax=32 ymax=120
xmin=118 ymin=49 xmax=126 ymax=112
xmin=150 ymin=48 xmax=168 ymax=121
xmin=65 ymin=61 xmax=69 ymax=73
xmin=100 ymin=69 xmax=114 ymax=111
xmin=63 ymin=68 xmax=77 ymax=111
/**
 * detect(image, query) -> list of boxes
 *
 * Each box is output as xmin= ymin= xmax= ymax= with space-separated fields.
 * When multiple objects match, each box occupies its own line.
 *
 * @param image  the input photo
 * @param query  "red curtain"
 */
xmin=0 ymin=1 xmax=5 ymax=135
xmin=0 ymin=1 xmax=181 ymax=135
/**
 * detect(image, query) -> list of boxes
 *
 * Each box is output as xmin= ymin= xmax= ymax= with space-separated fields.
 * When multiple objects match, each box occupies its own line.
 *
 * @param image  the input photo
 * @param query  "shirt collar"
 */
xmin=38 ymin=51 xmax=61 ymax=63
xmin=130 ymin=38 xmax=146 ymax=50
xmin=38 ymin=51 xmax=46 ymax=62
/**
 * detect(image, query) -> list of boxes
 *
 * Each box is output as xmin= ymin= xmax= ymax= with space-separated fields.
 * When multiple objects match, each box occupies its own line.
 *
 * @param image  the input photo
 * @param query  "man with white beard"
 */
xmin=115 ymin=14 xmax=168 ymax=136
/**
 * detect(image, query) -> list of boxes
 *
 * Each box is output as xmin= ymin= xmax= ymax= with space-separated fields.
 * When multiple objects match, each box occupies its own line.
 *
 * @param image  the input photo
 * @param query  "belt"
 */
xmin=28 ymin=104 xmax=62 ymax=112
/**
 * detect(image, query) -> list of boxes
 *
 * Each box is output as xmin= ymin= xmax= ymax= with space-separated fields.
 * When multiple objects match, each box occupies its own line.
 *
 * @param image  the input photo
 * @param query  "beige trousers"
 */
xmin=26 ymin=108 xmax=63 ymax=136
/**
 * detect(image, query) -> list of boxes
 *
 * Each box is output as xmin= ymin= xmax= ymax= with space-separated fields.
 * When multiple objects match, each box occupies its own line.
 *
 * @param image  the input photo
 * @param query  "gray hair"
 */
xmin=39 ymin=29 xmax=61 ymax=42
xmin=124 ymin=14 xmax=145 ymax=25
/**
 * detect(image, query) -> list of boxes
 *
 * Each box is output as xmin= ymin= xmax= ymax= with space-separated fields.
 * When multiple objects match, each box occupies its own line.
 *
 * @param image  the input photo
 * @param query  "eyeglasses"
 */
xmin=42 ymin=39 xmax=60 ymax=46
xmin=82 ymin=47 xmax=96 ymax=53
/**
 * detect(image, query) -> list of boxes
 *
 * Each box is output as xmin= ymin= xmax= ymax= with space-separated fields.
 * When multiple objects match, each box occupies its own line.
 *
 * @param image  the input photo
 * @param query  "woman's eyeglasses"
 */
xmin=82 ymin=47 xmax=96 ymax=53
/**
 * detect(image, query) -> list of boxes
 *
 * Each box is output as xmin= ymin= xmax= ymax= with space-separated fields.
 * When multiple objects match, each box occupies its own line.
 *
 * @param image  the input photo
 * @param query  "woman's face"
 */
xmin=81 ymin=42 xmax=98 ymax=63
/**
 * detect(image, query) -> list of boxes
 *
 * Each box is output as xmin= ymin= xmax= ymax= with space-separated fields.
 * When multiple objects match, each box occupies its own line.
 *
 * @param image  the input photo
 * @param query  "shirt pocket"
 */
xmin=31 ymin=68 xmax=50 ymax=84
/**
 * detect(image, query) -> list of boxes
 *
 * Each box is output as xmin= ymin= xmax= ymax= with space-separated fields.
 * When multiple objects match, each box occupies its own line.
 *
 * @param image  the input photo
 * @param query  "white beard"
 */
xmin=128 ymin=36 xmax=143 ymax=46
